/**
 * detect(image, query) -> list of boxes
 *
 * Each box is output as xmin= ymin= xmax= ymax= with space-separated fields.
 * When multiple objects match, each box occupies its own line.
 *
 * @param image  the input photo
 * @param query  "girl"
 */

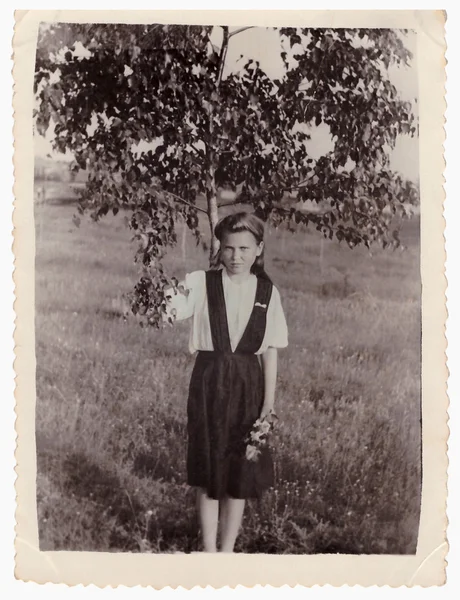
xmin=165 ymin=212 xmax=288 ymax=553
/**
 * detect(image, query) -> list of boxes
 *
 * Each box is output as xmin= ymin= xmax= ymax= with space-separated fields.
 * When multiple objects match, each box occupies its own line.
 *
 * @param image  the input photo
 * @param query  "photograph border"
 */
xmin=13 ymin=8 xmax=447 ymax=588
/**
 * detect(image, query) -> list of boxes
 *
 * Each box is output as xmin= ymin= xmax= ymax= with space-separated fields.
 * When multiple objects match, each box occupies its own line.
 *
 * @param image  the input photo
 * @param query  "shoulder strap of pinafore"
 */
xmin=205 ymin=270 xmax=232 ymax=353
xmin=235 ymin=276 xmax=273 ymax=354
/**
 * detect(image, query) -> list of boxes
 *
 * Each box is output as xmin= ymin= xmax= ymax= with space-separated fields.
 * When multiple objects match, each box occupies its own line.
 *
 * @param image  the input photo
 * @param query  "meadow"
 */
xmin=34 ymin=186 xmax=422 ymax=554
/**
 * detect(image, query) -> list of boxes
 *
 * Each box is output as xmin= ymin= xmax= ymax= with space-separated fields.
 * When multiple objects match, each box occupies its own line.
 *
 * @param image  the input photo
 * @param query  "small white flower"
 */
xmin=246 ymin=444 xmax=260 ymax=461
xmin=244 ymin=410 xmax=278 ymax=462
xmin=251 ymin=431 xmax=263 ymax=443
xmin=260 ymin=421 xmax=271 ymax=434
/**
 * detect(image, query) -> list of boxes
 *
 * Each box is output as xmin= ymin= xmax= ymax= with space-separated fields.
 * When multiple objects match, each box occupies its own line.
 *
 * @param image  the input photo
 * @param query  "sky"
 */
xmin=35 ymin=26 xmax=419 ymax=182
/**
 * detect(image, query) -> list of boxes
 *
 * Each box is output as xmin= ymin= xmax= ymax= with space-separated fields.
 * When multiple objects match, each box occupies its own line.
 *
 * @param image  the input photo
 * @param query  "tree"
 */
xmin=34 ymin=23 xmax=419 ymax=325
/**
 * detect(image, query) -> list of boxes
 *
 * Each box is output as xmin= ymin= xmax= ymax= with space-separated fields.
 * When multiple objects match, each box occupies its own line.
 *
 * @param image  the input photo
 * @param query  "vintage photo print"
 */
xmin=13 ymin=9 xmax=447 ymax=588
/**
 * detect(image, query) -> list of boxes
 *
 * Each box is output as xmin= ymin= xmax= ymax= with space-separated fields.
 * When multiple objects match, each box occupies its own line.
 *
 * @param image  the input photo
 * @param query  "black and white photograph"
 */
xmin=31 ymin=18 xmax=424 ymax=557
xmin=10 ymin=9 xmax=447 ymax=587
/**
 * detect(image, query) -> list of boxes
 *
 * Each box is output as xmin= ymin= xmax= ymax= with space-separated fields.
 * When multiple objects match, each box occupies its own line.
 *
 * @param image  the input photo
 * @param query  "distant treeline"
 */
xmin=34 ymin=159 xmax=88 ymax=184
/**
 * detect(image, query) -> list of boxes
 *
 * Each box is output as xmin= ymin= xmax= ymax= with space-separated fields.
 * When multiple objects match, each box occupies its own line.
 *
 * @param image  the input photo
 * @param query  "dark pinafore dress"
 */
xmin=186 ymin=269 xmax=275 ymax=500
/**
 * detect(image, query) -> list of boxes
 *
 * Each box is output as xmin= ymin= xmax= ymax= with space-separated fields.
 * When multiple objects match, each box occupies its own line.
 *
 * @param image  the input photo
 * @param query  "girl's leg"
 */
xmin=219 ymin=496 xmax=246 ymax=553
xmin=196 ymin=488 xmax=219 ymax=552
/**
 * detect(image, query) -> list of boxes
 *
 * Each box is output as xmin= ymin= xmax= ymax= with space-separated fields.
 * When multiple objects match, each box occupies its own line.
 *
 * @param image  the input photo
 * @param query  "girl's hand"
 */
xmin=260 ymin=404 xmax=276 ymax=421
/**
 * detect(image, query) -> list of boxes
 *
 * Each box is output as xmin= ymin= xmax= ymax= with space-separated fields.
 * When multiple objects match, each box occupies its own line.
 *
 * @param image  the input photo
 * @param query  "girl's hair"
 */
xmin=214 ymin=212 xmax=271 ymax=281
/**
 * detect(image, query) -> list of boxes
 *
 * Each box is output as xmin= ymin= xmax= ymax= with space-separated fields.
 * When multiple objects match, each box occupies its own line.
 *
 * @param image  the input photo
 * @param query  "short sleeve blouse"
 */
xmin=164 ymin=269 xmax=288 ymax=354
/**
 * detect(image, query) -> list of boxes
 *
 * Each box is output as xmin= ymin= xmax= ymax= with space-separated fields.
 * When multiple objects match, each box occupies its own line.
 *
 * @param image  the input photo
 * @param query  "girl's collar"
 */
xmin=221 ymin=267 xmax=256 ymax=286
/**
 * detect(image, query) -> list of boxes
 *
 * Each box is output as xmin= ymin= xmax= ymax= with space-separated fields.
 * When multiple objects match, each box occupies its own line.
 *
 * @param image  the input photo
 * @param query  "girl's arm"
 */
xmin=260 ymin=346 xmax=278 ymax=419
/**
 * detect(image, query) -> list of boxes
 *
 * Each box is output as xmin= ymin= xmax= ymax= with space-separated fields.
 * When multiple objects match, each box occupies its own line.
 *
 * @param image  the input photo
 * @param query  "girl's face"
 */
xmin=220 ymin=230 xmax=263 ymax=277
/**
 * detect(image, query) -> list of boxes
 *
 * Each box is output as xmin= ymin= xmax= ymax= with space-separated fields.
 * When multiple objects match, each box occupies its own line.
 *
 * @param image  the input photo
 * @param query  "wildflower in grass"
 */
xmin=245 ymin=409 xmax=278 ymax=463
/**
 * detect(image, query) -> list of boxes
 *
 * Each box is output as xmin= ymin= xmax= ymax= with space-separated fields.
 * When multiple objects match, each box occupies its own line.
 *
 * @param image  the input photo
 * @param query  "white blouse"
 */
xmin=164 ymin=269 xmax=288 ymax=355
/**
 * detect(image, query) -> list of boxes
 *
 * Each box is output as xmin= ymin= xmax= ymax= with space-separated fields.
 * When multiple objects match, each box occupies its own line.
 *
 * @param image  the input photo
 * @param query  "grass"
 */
xmin=34 ymin=187 xmax=422 ymax=554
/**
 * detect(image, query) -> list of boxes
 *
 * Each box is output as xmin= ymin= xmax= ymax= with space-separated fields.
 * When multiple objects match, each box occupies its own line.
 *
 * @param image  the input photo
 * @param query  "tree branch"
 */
xmin=217 ymin=176 xmax=316 ymax=208
xmin=217 ymin=27 xmax=230 ymax=86
xmin=228 ymin=26 xmax=254 ymax=38
xmin=153 ymin=186 xmax=208 ymax=215
xmin=217 ymin=199 xmax=249 ymax=208
xmin=188 ymin=143 xmax=205 ymax=158
xmin=218 ymin=196 xmax=331 ymax=217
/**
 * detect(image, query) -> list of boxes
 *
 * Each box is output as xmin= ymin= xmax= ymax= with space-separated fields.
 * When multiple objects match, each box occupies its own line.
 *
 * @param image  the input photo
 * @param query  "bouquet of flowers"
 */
xmin=245 ymin=409 xmax=279 ymax=462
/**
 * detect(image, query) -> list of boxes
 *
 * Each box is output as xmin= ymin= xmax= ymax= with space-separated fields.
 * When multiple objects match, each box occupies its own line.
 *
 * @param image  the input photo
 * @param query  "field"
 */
xmin=34 ymin=187 xmax=422 ymax=554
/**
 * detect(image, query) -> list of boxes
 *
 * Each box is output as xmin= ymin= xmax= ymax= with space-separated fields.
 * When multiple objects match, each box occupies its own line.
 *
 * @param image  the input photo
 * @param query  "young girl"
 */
xmin=165 ymin=212 xmax=288 ymax=553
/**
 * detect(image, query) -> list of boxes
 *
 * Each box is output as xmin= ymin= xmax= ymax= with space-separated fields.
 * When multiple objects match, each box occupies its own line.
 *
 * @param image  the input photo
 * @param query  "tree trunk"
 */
xmin=181 ymin=216 xmax=187 ymax=263
xmin=205 ymin=102 xmax=219 ymax=265
xmin=206 ymin=163 xmax=219 ymax=265
xmin=205 ymin=26 xmax=230 ymax=267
